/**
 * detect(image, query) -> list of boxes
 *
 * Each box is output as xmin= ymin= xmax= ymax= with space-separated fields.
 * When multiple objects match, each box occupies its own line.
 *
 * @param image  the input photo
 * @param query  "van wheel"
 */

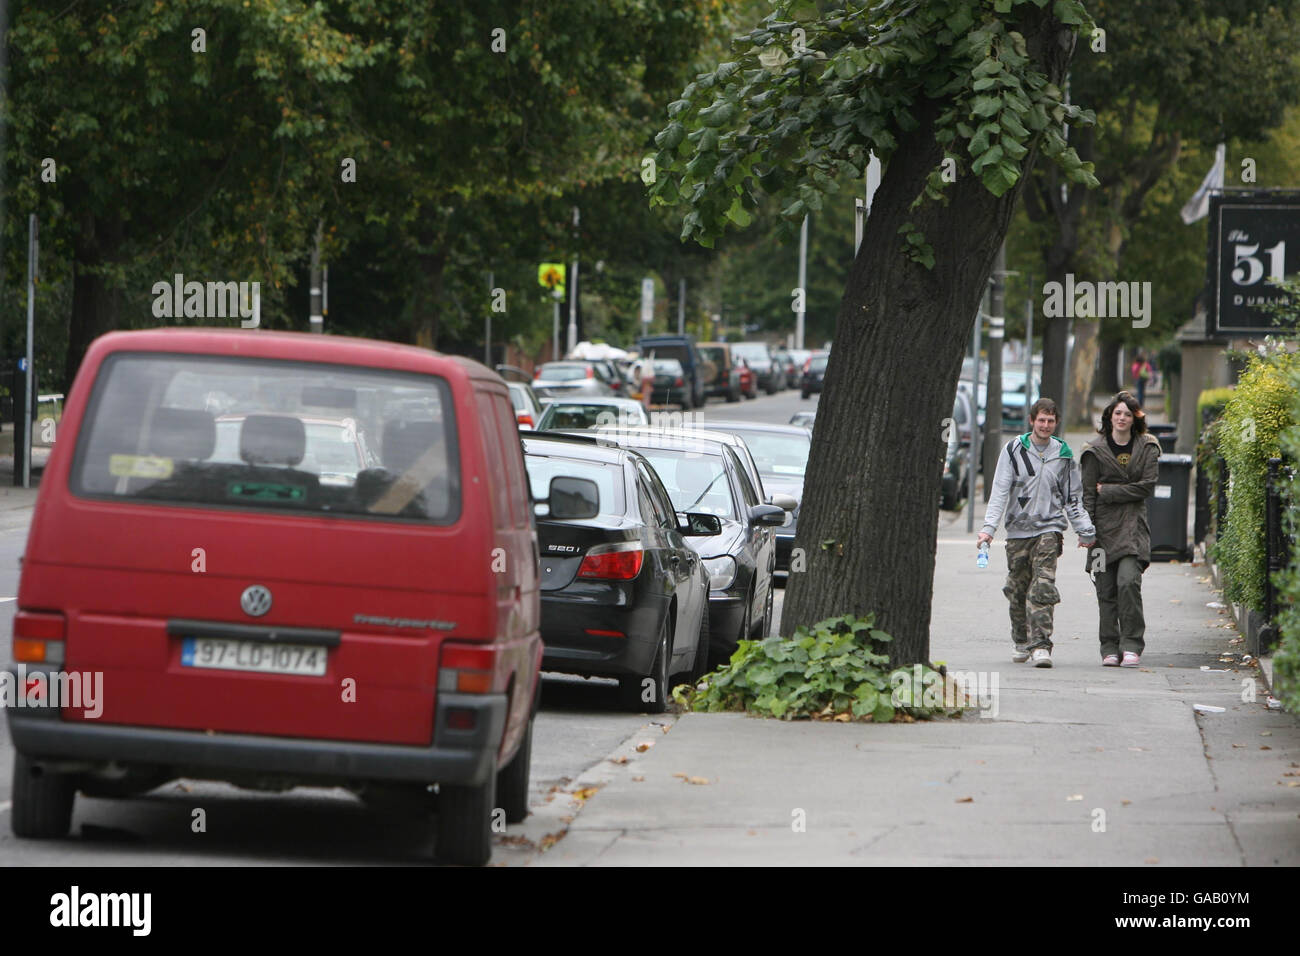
xmin=496 ymin=716 xmax=533 ymax=825
xmin=619 ymin=616 xmax=670 ymax=714
xmin=11 ymin=753 xmax=76 ymax=839
xmin=436 ymin=774 xmax=496 ymax=866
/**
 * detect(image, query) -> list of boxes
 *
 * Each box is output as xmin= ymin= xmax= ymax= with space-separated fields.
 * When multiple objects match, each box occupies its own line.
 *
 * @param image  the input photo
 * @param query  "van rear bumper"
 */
xmin=5 ymin=691 xmax=507 ymax=788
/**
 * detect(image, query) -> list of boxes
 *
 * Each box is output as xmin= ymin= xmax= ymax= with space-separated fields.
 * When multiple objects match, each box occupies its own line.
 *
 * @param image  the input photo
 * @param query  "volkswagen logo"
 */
xmin=240 ymin=585 xmax=273 ymax=617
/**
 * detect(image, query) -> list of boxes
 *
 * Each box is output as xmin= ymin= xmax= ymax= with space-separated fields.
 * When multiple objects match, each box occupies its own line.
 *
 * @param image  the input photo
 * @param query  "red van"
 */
xmin=6 ymin=328 xmax=541 ymax=866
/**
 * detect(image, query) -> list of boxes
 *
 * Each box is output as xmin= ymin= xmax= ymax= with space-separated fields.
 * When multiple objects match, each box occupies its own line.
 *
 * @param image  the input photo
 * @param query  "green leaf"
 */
xmin=971 ymin=95 xmax=1001 ymax=117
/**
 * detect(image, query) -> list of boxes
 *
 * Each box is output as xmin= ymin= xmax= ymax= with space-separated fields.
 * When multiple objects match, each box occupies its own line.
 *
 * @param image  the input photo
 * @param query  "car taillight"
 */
xmin=577 ymin=544 xmax=644 ymax=580
xmin=534 ymin=368 xmax=542 ymax=379
xmin=674 ymin=377 xmax=684 ymax=386
xmin=585 ymin=367 xmax=594 ymax=378
xmin=439 ymin=643 xmax=498 ymax=694
xmin=13 ymin=610 xmax=67 ymax=664
xmin=803 ymin=359 xmax=812 ymax=371
xmin=517 ymin=413 xmax=534 ymax=427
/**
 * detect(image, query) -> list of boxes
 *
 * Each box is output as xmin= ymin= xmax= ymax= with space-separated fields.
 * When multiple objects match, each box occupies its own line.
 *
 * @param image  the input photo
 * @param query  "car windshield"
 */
xmin=810 ymin=354 xmax=829 ymax=370
xmin=698 ymin=346 xmax=726 ymax=365
xmin=653 ymin=359 xmax=683 ymax=374
xmin=628 ymin=447 xmax=734 ymax=519
xmin=524 ymin=454 xmax=623 ymax=517
xmin=537 ymin=364 xmax=589 ymax=381
xmin=72 ymin=353 xmax=458 ymax=522
xmin=540 ymin=403 xmax=646 ymax=429
xmin=728 ymin=430 xmax=810 ymax=478
xmin=643 ymin=344 xmax=690 ymax=367
xmin=731 ymin=344 xmax=769 ymax=360
xmin=508 ymin=385 xmax=532 ymax=410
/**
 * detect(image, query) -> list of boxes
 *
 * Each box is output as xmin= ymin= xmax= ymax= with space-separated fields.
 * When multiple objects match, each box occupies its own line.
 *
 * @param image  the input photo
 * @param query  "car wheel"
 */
xmin=495 ymin=714 xmax=533 ymax=825
xmin=758 ymin=582 xmax=774 ymax=639
xmin=10 ymin=753 xmax=76 ymax=839
xmin=619 ymin=615 xmax=671 ymax=714
xmin=436 ymin=773 xmax=496 ymax=866
xmin=681 ymin=390 xmax=694 ymax=411
xmin=711 ymin=591 xmax=749 ymax=670
xmin=684 ymin=598 xmax=711 ymax=686
xmin=801 ymin=388 xmax=810 ymax=399
xmin=726 ymin=386 xmax=740 ymax=403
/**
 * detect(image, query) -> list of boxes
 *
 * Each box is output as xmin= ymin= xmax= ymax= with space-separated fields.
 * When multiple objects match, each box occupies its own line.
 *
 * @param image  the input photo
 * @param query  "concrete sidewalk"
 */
xmin=521 ymin=428 xmax=1300 ymax=866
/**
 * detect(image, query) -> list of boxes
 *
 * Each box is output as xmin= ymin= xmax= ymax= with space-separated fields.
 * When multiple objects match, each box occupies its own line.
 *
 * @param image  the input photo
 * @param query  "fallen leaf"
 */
xmin=538 ymin=832 xmax=564 ymax=851
xmin=975 ymin=760 xmax=985 ymax=765
xmin=1121 ymin=799 xmax=1131 ymax=806
xmin=611 ymin=755 xmax=628 ymax=764
xmin=1067 ymin=794 xmax=1084 ymax=801
xmin=746 ymin=829 xmax=757 ymax=836
xmin=1169 ymin=599 xmax=1182 ymax=604
xmin=1261 ymin=746 xmax=1272 ymax=751
xmin=1290 ymin=782 xmax=1300 ymax=788
xmin=833 ymin=712 xmax=852 ymax=722
xmin=956 ymin=796 xmax=974 ymax=803
xmin=1145 ymin=857 xmax=1159 ymax=864
xmin=572 ymin=786 xmax=601 ymax=801
xmin=685 ymin=776 xmax=710 ymax=785
xmin=1262 ymin=731 xmax=1273 ymax=737
xmin=672 ymin=772 xmax=687 ymax=779
xmin=632 ymin=775 xmax=645 ymax=782
xmin=635 ymin=741 xmax=654 ymax=753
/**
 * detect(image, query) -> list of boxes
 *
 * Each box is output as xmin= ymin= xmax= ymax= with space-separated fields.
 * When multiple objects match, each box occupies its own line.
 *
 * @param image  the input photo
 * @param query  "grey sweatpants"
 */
xmin=1093 ymin=555 xmax=1146 ymax=656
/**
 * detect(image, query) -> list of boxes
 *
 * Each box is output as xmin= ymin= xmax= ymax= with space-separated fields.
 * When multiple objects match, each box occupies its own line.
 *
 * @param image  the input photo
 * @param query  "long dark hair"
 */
xmin=1098 ymin=391 xmax=1147 ymax=438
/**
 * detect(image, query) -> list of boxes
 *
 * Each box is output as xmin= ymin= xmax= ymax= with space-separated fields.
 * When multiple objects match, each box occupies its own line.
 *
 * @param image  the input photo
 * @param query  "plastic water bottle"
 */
xmin=976 ymin=541 xmax=990 ymax=569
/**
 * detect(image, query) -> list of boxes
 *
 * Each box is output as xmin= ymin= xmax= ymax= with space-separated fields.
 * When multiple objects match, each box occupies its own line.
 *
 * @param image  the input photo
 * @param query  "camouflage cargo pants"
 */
xmin=1003 ymin=532 xmax=1063 ymax=651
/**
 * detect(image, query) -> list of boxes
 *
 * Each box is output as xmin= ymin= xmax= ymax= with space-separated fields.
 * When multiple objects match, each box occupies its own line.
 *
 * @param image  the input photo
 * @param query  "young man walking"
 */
xmin=977 ymin=399 xmax=1096 ymax=667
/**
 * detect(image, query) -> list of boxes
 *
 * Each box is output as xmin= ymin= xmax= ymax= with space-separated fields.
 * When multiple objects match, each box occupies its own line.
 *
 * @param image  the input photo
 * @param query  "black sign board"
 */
xmin=1207 ymin=191 xmax=1300 ymax=336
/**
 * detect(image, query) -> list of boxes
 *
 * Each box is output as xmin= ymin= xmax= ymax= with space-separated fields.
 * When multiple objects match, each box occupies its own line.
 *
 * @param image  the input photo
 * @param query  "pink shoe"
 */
xmin=1121 ymin=652 xmax=1141 ymax=667
xmin=1102 ymin=655 xmax=1120 ymax=667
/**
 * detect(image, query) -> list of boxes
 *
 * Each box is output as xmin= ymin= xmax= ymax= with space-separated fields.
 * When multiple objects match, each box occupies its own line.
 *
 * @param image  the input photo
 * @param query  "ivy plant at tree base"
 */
xmin=672 ymin=614 xmax=969 ymax=721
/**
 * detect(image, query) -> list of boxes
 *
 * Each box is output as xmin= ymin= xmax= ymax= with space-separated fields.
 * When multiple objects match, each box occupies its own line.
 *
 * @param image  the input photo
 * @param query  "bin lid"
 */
xmin=1159 ymin=453 xmax=1194 ymax=465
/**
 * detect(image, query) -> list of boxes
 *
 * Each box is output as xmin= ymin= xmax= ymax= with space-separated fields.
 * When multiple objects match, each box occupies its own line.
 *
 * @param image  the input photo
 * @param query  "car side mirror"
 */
xmin=678 ymin=512 xmax=722 ymax=536
xmin=767 ymin=493 xmax=798 ymax=512
xmin=548 ymin=476 xmax=599 ymax=520
xmin=748 ymin=503 xmax=786 ymax=527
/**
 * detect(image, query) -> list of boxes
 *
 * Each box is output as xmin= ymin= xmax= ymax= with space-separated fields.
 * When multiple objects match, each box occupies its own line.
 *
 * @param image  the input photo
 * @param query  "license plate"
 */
xmin=181 ymin=638 xmax=327 ymax=676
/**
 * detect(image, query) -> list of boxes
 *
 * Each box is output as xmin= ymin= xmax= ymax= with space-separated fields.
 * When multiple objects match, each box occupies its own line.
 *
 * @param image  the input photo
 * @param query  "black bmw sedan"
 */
xmin=521 ymin=433 xmax=718 ymax=712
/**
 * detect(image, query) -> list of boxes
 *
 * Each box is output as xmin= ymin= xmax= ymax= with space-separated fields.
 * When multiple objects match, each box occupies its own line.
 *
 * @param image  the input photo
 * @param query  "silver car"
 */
xmin=532 ymin=362 xmax=615 ymax=399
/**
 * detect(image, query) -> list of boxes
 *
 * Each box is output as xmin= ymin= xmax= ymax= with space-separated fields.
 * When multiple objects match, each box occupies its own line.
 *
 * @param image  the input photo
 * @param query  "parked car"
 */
xmin=730 ymin=342 xmax=781 ymax=394
xmin=211 ymin=414 xmax=377 ymax=487
xmin=696 ymin=342 xmax=742 ymax=403
xmin=636 ymin=334 xmax=707 ymax=409
xmin=507 ymin=381 xmax=544 ymax=430
xmin=941 ymin=389 xmax=975 ymax=510
xmin=699 ymin=421 xmax=810 ymax=579
xmin=801 ymin=351 xmax=829 ymax=398
xmin=588 ymin=429 xmax=784 ymax=667
xmin=789 ymin=410 xmax=816 ymax=429
xmin=735 ymin=357 xmax=758 ymax=399
xmin=536 ymin=397 xmax=650 ymax=430
xmin=570 ymin=358 xmax=626 ymax=396
xmin=6 ymin=328 xmax=542 ymax=866
xmin=999 ymin=369 xmax=1042 ymax=431
xmin=649 ymin=358 xmax=692 ymax=407
xmin=778 ymin=349 xmax=812 ymax=389
xmin=533 ymin=361 xmax=615 ymax=399
xmin=521 ymin=433 xmax=716 ymax=711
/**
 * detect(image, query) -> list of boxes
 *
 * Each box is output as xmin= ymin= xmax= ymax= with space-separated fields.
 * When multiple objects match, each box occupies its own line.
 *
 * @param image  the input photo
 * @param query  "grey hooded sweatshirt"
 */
xmin=981 ymin=433 xmax=1097 ymax=541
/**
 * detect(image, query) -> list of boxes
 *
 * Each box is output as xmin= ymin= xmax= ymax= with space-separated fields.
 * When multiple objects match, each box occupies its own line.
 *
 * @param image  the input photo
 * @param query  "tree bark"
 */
xmin=412 ymin=249 xmax=448 ymax=350
xmin=65 ymin=212 xmax=122 ymax=386
xmin=779 ymin=8 xmax=1077 ymax=668
xmin=1097 ymin=337 xmax=1121 ymax=393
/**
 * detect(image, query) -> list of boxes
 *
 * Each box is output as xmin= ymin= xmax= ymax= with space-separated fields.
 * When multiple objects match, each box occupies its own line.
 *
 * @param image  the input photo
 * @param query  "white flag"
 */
xmin=1180 ymin=142 xmax=1225 ymax=224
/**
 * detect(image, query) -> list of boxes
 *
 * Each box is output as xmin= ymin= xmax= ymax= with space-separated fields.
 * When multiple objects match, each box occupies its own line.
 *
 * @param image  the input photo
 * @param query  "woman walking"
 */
xmin=1079 ymin=392 xmax=1162 ymax=667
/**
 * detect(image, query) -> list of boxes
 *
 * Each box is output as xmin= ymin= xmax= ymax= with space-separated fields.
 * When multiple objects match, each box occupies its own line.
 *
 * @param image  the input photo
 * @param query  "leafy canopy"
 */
xmin=648 ymin=0 xmax=1100 ymax=265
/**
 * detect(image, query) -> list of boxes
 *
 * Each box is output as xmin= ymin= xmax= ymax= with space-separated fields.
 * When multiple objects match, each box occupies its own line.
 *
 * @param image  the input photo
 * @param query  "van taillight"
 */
xmin=13 ymin=610 xmax=67 ymax=663
xmin=585 ymin=367 xmax=594 ymax=378
xmin=439 ymin=643 xmax=498 ymax=694
xmin=578 ymin=546 xmax=644 ymax=580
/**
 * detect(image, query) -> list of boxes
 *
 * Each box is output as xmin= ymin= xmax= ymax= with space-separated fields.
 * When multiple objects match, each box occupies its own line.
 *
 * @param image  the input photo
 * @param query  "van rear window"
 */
xmin=71 ymin=353 xmax=460 ymax=523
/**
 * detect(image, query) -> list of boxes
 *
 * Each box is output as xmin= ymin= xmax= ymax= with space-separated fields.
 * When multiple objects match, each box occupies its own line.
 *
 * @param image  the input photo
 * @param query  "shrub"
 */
xmin=1272 ymin=364 xmax=1300 ymax=712
xmin=673 ymin=613 xmax=968 ymax=721
xmin=1214 ymin=344 xmax=1300 ymax=613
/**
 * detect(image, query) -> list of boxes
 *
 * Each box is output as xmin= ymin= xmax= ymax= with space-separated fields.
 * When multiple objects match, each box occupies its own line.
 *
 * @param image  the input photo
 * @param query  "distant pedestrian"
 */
xmin=1080 ymin=391 xmax=1161 ymax=667
xmin=979 ymin=399 xmax=1097 ymax=667
xmin=1130 ymin=350 xmax=1153 ymax=406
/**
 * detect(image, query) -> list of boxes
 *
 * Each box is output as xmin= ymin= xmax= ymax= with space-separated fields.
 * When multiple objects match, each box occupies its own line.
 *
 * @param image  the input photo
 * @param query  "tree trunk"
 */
xmin=779 ymin=9 xmax=1077 ymax=668
xmin=1065 ymin=317 xmax=1099 ymax=427
xmin=412 ymin=249 xmax=448 ymax=350
xmin=1097 ymin=337 xmax=1121 ymax=393
xmin=65 ymin=213 xmax=122 ymax=386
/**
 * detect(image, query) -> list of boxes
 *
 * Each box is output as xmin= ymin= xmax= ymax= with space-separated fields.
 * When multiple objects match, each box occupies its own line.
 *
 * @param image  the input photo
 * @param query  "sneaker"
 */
xmin=1012 ymin=645 xmax=1032 ymax=663
xmin=1121 ymin=652 xmax=1141 ymax=667
xmin=1031 ymin=648 xmax=1053 ymax=668
xmin=1101 ymin=655 xmax=1120 ymax=667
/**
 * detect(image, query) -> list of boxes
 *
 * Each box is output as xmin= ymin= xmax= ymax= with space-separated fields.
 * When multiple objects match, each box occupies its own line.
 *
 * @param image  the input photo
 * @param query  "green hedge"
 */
xmin=1213 ymin=348 xmax=1300 ymax=614
xmin=1273 ymin=364 xmax=1300 ymax=711
xmin=1197 ymin=386 xmax=1236 ymax=430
